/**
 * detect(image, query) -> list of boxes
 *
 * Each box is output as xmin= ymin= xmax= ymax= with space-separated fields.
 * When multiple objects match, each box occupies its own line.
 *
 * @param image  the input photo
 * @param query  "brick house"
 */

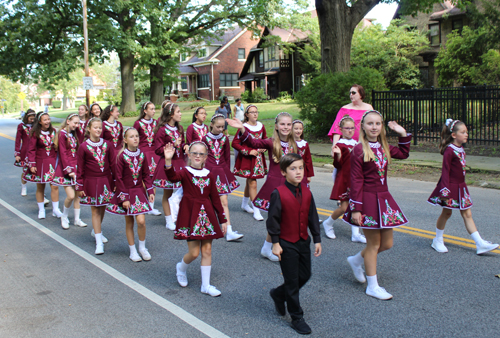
xmin=394 ymin=1 xmax=470 ymax=87
xmin=172 ymin=26 xmax=259 ymax=101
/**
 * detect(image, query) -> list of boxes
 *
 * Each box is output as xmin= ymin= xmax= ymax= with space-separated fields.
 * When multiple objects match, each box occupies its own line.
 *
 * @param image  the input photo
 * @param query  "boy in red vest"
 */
xmin=267 ymin=153 xmax=322 ymax=335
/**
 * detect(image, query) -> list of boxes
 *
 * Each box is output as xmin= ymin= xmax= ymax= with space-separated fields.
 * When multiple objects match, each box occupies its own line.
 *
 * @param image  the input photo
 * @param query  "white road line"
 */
xmin=0 ymin=197 xmax=230 ymax=338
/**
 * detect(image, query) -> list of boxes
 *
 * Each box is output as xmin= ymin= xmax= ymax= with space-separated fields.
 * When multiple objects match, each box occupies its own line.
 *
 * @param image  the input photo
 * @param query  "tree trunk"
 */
xmin=119 ymin=51 xmax=136 ymax=114
xmin=315 ymin=0 xmax=379 ymax=73
xmin=62 ymin=95 xmax=68 ymax=110
xmin=150 ymin=63 xmax=165 ymax=106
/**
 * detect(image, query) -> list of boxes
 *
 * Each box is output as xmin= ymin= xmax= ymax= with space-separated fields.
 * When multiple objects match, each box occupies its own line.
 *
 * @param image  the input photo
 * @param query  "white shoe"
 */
xmin=476 ymin=241 xmax=499 ymax=255
xmin=38 ymin=209 xmax=46 ymax=219
xmin=431 ymin=238 xmax=448 ymax=253
xmin=242 ymin=204 xmax=254 ymax=214
xmin=166 ymin=222 xmax=176 ymax=231
xmin=366 ymin=286 xmax=393 ymax=300
xmin=52 ymin=208 xmax=63 ymax=218
xmin=352 ymin=233 xmax=367 ymax=243
xmin=95 ymin=243 xmax=104 ymax=255
xmin=323 ymin=222 xmax=336 ymax=239
xmin=201 ymin=285 xmax=221 ymax=297
xmin=129 ymin=252 xmax=142 ymax=262
xmin=43 ymin=197 xmax=49 ymax=206
xmin=260 ymin=248 xmax=279 ymax=262
xmin=226 ymin=226 xmax=244 ymax=241
xmin=139 ymin=248 xmax=152 ymax=261
xmin=61 ymin=216 xmax=70 ymax=229
xmin=21 ymin=186 xmax=27 ymax=196
xmin=148 ymin=208 xmax=162 ymax=216
xmin=74 ymin=219 xmax=87 ymax=227
xmin=347 ymin=256 xmax=366 ymax=283
xmin=91 ymin=229 xmax=108 ymax=243
xmin=176 ymin=263 xmax=188 ymax=287
xmin=253 ymin=210 xmax=264 ymax=221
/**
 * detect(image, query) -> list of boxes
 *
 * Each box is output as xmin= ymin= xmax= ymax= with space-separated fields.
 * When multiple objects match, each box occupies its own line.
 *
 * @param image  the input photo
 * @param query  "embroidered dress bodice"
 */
xmin=206 ymin=133 xmax=226 ymax=165
xmin=40 ymin=130 xmax=55 ymax=156
xmin=186 ymin=167 xmax=211 ymax=194
xmin=123 ymin=148 xmax=144 ymax=185
xmin=449 ymin=144 xmax=466 ymax=176
xmin=86 ymin=138 xmax=107 ymax=172
xmin=139 ymin=118 xmax=156 ymax=147
xmin=369 ymin=141 xmax=388 ymax=184
xmin=337 ymin=138 xmax=357 ymax=147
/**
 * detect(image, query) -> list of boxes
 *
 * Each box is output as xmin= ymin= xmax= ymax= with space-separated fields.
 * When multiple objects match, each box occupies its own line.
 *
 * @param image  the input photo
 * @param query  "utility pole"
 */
xmin=83 ymin=0 xmax=90 ymax=107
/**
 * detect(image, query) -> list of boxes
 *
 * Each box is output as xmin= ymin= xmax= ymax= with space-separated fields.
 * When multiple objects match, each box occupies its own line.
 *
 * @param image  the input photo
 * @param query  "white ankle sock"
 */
xmin=37 ymin=202 xmax=45 ymax=211
xmin=178 ymin=258 xmax=189 ymax=273
xmin=351 ymin=225 xmax=360 ymax=236
xmin=139 ymin=240 xmax=146 ymax=251
xmin=63 ymin=206 xmax=70 ymax=217
xmin=324 ymin=216 xmax=334 ymax=227
xmin=94 ymin=232 xmax=103 ymax=245
xmin=366 ymin=274 xmax=379 ymax=289
xmin=253 ymin=204 xmax=261 ymax=213
xmin=21 ymin=183 xmax=27 ymax=188
xmin=201 ymin=265 xmax=211 ymax=289
xmin=352 ymin=251 xmax=364 ymax=266
xmin=436 ymin=228 xmax=444 ymax=240
xmin=52 ymin=201 xmax=59 ymax=210
xmin=470 ymin=231 xmax=483 ymax=246
xmin=149 ymin=202 xmax=155 ymax=210
xmin=242 ymin=197 xmax=249 ymax=207
xmin=129 ymin=244 xmax=138 ymax=255
xmin=262 ymin=240 xmax=272 ymax=251
xmin=74 ymin=208 xmax=81 ymax=221
xmin=227 ymin=224 xmax=233 ymax=234
xmin=165 ymin=215 xmax=173 ymax=224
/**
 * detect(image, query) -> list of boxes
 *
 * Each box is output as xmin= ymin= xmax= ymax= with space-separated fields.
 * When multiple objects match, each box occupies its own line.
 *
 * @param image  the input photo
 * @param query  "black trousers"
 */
xmin=273 ymin=237 xmax=312 ymax=320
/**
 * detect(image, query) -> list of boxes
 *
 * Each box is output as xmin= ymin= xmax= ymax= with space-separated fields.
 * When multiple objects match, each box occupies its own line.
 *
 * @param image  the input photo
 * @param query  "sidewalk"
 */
xmin=308 ymin=143 xmax=500 ymax=173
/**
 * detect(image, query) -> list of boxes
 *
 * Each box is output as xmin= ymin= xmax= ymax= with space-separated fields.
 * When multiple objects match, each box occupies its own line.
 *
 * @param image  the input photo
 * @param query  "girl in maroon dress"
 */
xmin=292 ymin=120 xmax=314 ymax=184
xmin=343 ymin=110 xmax=411 ymax=300
xmin=101 ymin=105 xmax=123 ymax=150
xmin=164 ymin=142 xmax=227 ymax=297
xmin=15 ymin=109 xmax=35 ymax=196
xmin=153 ymin=103 xmax=188 ymax=230
xmin=106 ymin=128 xmax=155 ymax=262
xmin=53 ymin=114 xmax=87 ymax=229
xmin=232 ymin=105 xmax=267 ymax=221
xmin=186 ymin=107 xmax=209 ymax=144
xmin=76 ymin=118 xmax=116 ymax=255
xmin=23 ymin=112 xmax=63 ymax=219
xmin=202 ymin=114 xmax=243 ymax=241
xmin=84 ymin=103 xmax=102 ymax=131
xmin=227 ymin=112 xmax=298 ymax=262
xmin=133 ymin=101 xmax=161 ymax=215
xmin=427 ymin=119 xmax=498 ymax=255
xmin=322 ymin=116 xmax=366 ymax=243
xmin=76 ymin=104 xmax=89 ymax=144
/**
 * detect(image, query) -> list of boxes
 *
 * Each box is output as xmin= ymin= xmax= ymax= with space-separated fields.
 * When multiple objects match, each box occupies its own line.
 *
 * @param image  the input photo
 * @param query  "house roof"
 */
xmin=430 ymin=4 xmax=466 ymax=20
xmin=179 ymin=65 xmax=198 ymax=74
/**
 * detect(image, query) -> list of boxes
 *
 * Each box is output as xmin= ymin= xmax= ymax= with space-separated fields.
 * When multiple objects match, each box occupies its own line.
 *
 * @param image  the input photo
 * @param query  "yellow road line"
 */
xmin=0 ymin=132 xmax=15 ymax=141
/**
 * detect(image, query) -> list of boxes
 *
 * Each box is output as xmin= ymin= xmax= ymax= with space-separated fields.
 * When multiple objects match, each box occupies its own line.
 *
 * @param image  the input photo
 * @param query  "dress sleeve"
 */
xmin=154 ymin=127 xmax=167 ymax=157
xmin=231 ymin=129 xmax=250 ymax=156
xmin=14 ymin=124 xmax=23 ymax=156
xmin=333 ymin=144 xmax=349 ymax=169
xmin=165 ymin=166 xmax=182 ymax=183
xmin=389 ymin=135 xmax=412 ymax=160
xmin=439 ymin=148 xmax=452 ymax=199
xmin=114 ymin=154 xmax=129 ymax=203
xmin=108 ymin=142 xmax=117 ymax=182
xmin=349 ymin=145 xmax=364 ymax=213
xmin=26 ymin=134 xmax=37 ymax=168
xmin=186 ymin=125 xmax=194 ymax=145
xmin=118 ymin=122 xmax=124 ymax=147
xmin=76 ymin=145 xmax=86 ymax=190
xmin=142 ymin=154 xmax=154 ymax=195
xmin=303 ymin=143 xmax=314 ymax=177
xmin=59 ymin=133 xmax=75 ymax=175
xmin=266 ymin=189 xmax=282 ymax=244
xmin=239 ymin=129 xmax=272 ymax=150
xmin=209 ymin=172 xmax=227 ymax=223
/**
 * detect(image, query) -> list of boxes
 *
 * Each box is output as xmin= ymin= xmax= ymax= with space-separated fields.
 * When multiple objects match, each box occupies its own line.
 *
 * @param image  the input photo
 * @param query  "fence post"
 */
xmin=372 ymin=89 xmax=376 ymax=110
xmin=461 ymin=86 xmax=467 ymax=124
xmin=413 ymin=88 xmax=418 ymax=146
xmin=430 ymin=86 xmax=434 ymax=133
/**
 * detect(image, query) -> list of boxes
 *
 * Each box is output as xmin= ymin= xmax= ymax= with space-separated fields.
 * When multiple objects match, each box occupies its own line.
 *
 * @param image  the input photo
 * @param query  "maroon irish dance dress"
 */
xmin=133 ymin=118 xmax=160 ymax=177
xmin=153 ymin=124 xmax=186 ymax=189
xmin=427 ymin=144 xmax=473 ymax=210
xmin=14 ymin=122 xmax=32 ymax=167
xmin=296 ymin=139 xmax=314 ymax=182
xmin=76 ymin=138 xmax=115 ymax=206
xmin=23 ymin=130 xmax=57 ymax=184
xmin=343 ymin=135 xmax=412 ymax=229
xmin=106 ymin=148 xmax=154 ymax=216
xmin=202 ymin=132 xmax=240 ymax=195
xmin=232 ymin=122 xmax=268 ymax=179
xmin=76 ymin=119 xmax=86 ymax=144
xmin=52 ymin=130 xmax=78 ymax=186
xmin=165 ymin=166 xmax=227 ymax=240
xmin=239 ymin=130 xmax=294 ymax=211
xmin=330 ymin=138 xmax=357 ymax=201
xmin=186 ymin=122 xmax=209 ymax=144
xmin=102 ymin=120 xmax=123 ymax=149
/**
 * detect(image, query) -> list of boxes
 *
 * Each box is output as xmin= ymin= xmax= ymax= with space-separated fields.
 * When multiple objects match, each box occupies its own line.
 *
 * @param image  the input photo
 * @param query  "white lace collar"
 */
xmin=141 ymin=118 xmax=154 ymax=124
xmin=41 ymin=130 xmax=50 ymax=136
xmin=207 ymin=132 xmax=223 ymax=140
xmin=165 ymin=124 xmax=178 ymax=131
xmin=243 ymin=121 xmax=263 ymax=132
xmin=25 ymin=123 xmax=32 ymax=127
xmin=124 ymin=148 xmax=141 ymax=157
xmin=79 ymin=119 xmax=86 ymax=123
xmin=192 ymin=122 xmax=206 ymax=129
xmin=448 ymin=144 xmax=464 ymax=153
xmin=369 ymin=141 xmax=381 ymax=149
xmin=186 ymin=166 xmax=210 ymax=177
xmin=87 ymin=138 xmax=103 ymax=147
xmin=296 ymin=139 xmax=307 ymax=147
xmin=103 ymin=120 xmax=117 ymax=127
xmin=337 ymin=138 xmax=357 ymax=146
xmin=280 ymin=140 xmax=289 ymax=148
xmin=61 ymin=129 xmax=68 ymax=135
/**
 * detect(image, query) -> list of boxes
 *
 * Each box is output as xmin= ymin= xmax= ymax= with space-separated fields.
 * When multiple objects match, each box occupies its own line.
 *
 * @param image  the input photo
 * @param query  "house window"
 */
xmin=181 ymin=77 xmax=187 ymax=90
xmin=429 ymin=23 xmax=440 ymax=46
xmin=220 ymin=73 xmax=238 ymax=87
xmin=259 ymin=52 xmax=264 ymax=67
xmin=198 ymin=74 xmax=209 ymax=88
xmin=452 ymin=19 xmax=463 ymax=33
xmin=238 ymin=48 xmax=245 ymax=60
xmin=295 ymin=76 xmax=302 ymax=91
xmin=198 ymin=48 xmax=207 ymax=58
xmin=180 ymin=53 xmax=187 ymax=62
xmin=267 ymin=46 xmax=276 ymax=60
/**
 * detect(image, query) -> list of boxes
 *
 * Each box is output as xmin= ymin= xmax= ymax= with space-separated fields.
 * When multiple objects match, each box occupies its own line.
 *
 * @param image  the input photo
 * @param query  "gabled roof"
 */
xmin=430 ymin=2 xmax=466 ymax=20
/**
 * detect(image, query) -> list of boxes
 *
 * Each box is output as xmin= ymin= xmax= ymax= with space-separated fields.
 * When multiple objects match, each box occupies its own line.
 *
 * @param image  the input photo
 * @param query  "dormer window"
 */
xmin=180 ymin=53 xmax=187 ymax=62
xmin=198 ymin=48 xmax=207 ymax=58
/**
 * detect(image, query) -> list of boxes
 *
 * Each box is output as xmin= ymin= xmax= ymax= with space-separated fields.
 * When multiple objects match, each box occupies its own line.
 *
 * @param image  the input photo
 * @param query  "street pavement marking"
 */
xmin=230 ymin=191 xmax=500 ymax=254
xmin=0 ymin=197 xmax=230 ymax=338
xmin=0 ymin=132 xmax=15 ymax=141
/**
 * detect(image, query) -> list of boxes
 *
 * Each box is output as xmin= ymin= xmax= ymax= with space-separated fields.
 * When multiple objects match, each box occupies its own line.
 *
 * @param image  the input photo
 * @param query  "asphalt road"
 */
xmin=0 ymin=118 xmax=499 ymax=338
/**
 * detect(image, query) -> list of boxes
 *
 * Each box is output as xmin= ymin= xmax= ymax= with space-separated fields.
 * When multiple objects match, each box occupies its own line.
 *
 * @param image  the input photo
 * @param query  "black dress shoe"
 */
xmin=291 ymin=318 xmax=312 ymax=335
xmin=269 ymin=288 xmax=286 ymax=316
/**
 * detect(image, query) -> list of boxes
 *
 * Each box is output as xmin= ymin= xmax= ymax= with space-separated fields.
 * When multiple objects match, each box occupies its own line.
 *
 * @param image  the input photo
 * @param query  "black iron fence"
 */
xmin=372 ymin=85 xmax=500 ymax=145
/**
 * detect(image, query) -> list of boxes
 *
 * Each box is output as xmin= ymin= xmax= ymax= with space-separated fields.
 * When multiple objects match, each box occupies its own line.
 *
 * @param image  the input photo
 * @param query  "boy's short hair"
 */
xmin=280 ymin=153 xmax=303 ymax=172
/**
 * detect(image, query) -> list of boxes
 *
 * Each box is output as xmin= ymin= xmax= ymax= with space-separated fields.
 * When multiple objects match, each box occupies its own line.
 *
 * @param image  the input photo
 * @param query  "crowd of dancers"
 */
xmin=13 ymin=84 xmax=499 ymax=335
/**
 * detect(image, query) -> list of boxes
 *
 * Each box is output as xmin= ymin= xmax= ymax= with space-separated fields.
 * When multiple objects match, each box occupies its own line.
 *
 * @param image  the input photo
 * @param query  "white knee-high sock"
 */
xmin=241 ymin=197 xmax=249 ymax=207
xmin=37 ymin=202 xmax=45 ymax=211
xmin=351 ymin=251 xmax=364 ymax=266
xmin=351 ymin=225 xmax=360 ymax=236
xmin=436 ymin=228 xmax=444 ymax=240
xmin=63 ymin=206 xmax=70 ymax=217
xmin=324 ymin=216 xmax=334 ymax=227
xmin=52 ymin=201 xmax=59 ymax=210
xmin=139 ymin=240 xmax=146 ymax=251
xmin=366 ymin=274 xmax=379 ymax=289
xmin=470 ymin=231 xmax=483 ymax=246
xmin=201 ymin=265 xmax=211 ymax=289
xmin=262 ymin=240 xmax=272 ymax=251
xmin=74 ymin=208 xmax=81 ymax=221
xmin=178 ymin=258 xmax=189 ymax=273
xmin=129 ymin=244 xmax=138 ymax=255
xmin=94 ymin=232 xmax=103 ymax=245
xmin=165 ymin=215 xmax=173 ymax=224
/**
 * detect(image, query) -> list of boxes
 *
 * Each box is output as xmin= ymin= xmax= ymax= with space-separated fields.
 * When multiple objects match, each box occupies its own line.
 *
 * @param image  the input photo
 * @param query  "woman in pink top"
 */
xmin=327 ymin=84 xmax=374 ymax=144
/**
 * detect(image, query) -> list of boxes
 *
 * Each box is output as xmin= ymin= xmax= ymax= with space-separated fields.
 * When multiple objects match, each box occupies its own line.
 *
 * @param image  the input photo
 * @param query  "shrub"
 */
xmin=241 ymin=87 xmax=267 ymax=103
xmin=187 ymin=93 xmax=197 ymax=101
xmin=74 ymin=100 xmax=83 ymax=107
xmin=177 ymin=97 xmax=188 ymax=102
xmin=295 ymin=66 xmax=386 ymax=138
xmin=123 ymin=111 xmax=140 ymax=117
xmin=277 ymin=91 xmax=294 ymax=102
xmin=52 ymin=100 xmax=62 ymax=109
